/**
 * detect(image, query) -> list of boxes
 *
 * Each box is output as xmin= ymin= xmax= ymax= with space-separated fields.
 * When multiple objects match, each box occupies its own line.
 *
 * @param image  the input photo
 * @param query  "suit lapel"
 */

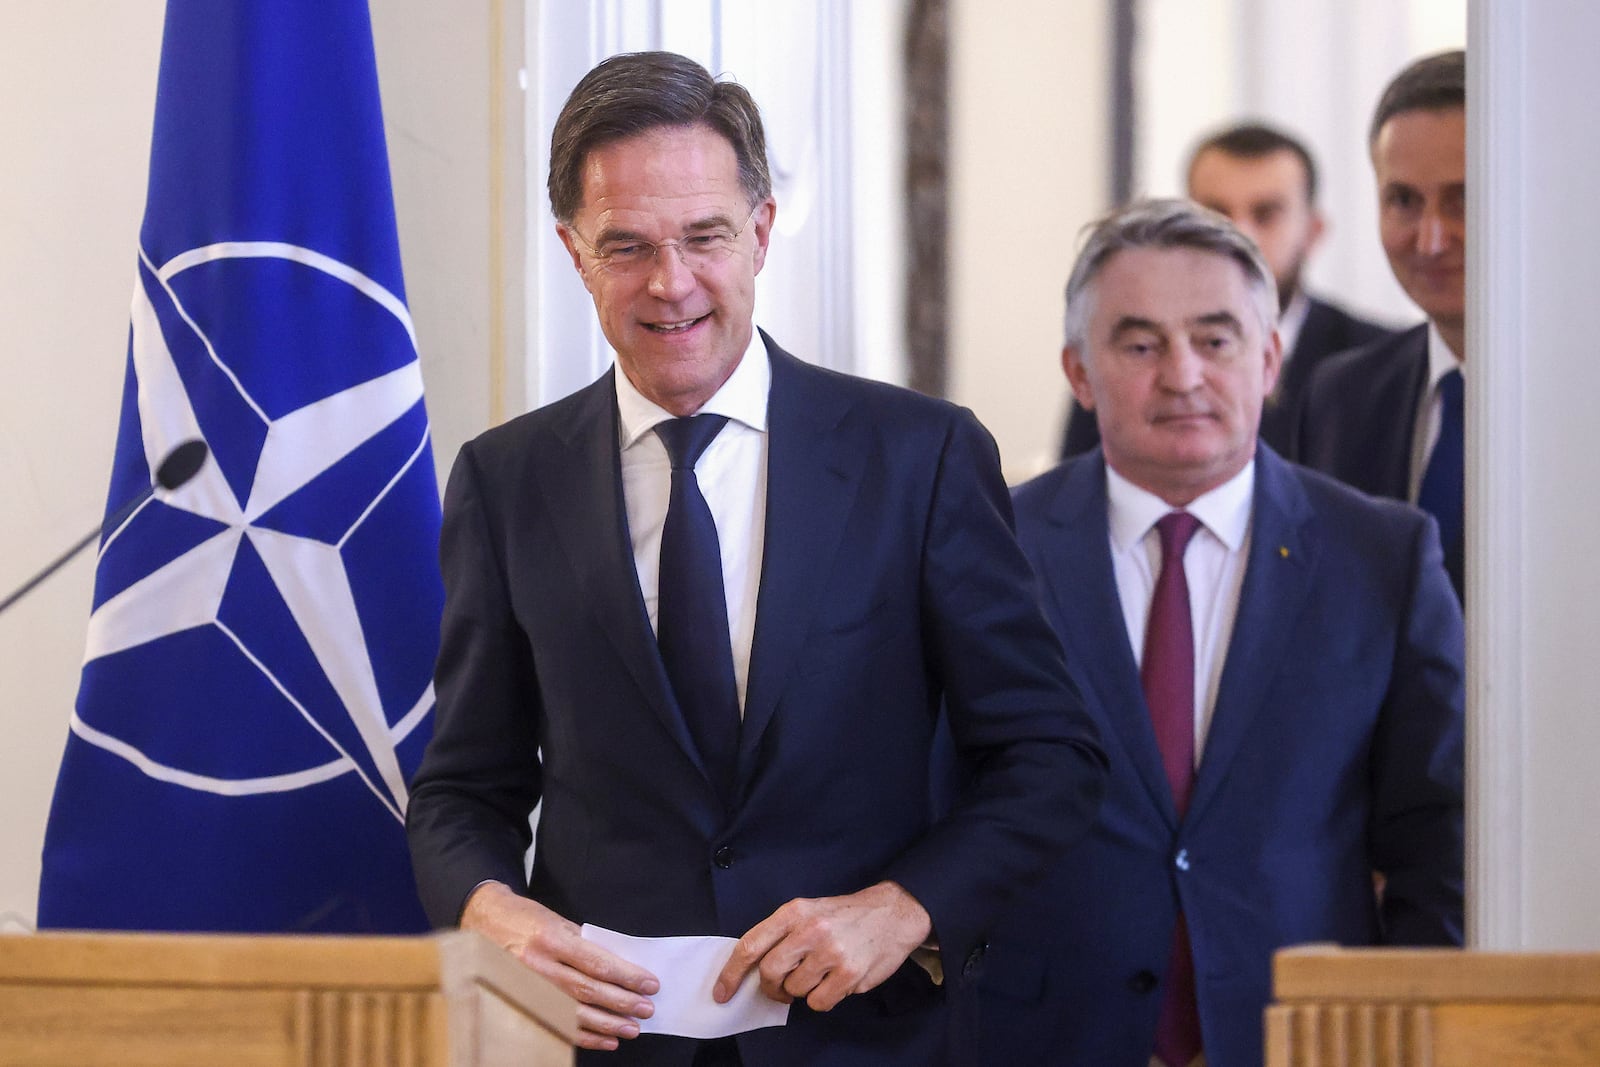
xmin=1185 ymin=447 xmax=1317 ymax=825
xmin=1261 ymin=300 xmax=1327 ymax=456
xmin=1033 ymin=456 xmax=1180 ymax=827
xmin=1354 ymin=326 xmax=1430 ymax=499
xmin=534 ymin=371 xmax=709 ymax=779
xmin=737 ymin=341 xmax=862 ymax=785
xmin=1277 ymin=298 xmax=1335 ymax=401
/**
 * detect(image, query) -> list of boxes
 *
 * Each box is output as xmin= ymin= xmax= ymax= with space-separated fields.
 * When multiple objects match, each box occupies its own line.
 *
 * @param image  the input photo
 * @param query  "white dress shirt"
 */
xmin=615 ymin=331 xmax=770 ymax=714
xmin=1407 ymin=323 xmax=1465 ymax=504
xmin=1105 ymin=462 xmax=1255 ymax=760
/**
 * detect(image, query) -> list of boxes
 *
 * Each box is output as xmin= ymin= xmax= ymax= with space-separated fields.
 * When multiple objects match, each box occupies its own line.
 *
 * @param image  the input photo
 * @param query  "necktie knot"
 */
xmin=1155 ymin=511 xmax=1202 ymax=561
xmin=656 ymin=415 xmax=729 ymax=471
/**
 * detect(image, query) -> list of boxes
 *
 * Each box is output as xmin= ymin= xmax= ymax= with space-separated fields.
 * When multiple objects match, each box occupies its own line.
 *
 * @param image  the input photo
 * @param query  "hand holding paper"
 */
xmin=581 ymin=924 xmax=791 ymax=1039
xmin=461 ymin=882 xmax=659 ymax=1052
xmin=713 ymin=881 xmax=933 ymax=1011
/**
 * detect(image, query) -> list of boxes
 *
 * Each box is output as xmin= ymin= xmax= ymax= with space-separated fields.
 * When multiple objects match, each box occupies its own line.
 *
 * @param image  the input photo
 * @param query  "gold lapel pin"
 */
xmin=1278 ymin=546 xmax=1290 ymax=559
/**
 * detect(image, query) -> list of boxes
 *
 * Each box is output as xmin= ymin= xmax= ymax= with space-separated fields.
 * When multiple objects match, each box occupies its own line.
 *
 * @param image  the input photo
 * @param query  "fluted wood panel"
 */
xmin=1268 ymin=947 xmax=1600 ymax=1067
xmin=294 ymin=990 xmax=433 ymax=1067
xmin=1268 ymin=1002 xmax=1433 ymax=1067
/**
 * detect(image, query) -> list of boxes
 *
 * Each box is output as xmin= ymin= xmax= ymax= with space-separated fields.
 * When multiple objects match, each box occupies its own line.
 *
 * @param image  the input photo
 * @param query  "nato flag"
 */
xmin=37 ymin=0 xmax=443 ymax=933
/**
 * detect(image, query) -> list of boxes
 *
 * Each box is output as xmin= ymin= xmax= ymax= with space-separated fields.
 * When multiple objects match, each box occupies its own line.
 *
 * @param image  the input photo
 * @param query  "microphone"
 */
xmin=0 ymin=440 xmax=209 ymax=617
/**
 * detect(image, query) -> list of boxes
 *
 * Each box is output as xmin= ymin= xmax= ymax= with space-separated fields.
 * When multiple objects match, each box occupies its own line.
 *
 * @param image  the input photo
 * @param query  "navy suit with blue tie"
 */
xmin=974 ymin=444 xmax=1463 ymax=1067
xmin=407 ymin=336 xmax=1107 ymax=1067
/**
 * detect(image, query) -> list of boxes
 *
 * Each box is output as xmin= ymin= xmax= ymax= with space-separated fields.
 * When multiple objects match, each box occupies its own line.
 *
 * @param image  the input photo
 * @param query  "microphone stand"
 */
xmin=0 ymin=440 xmax=209 ymax=617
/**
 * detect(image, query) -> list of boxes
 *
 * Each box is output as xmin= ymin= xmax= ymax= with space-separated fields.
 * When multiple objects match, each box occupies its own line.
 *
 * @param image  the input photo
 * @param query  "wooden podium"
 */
xmin=1267 ymin=944 xmax=1600 ymax=1066
xmin=0 ymin=930 xmax=578 ymax=1067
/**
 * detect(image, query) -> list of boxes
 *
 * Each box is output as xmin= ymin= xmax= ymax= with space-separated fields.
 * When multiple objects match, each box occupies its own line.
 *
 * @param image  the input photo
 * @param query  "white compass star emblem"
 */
xmin=73 ymin=242 xmax=438 ymax=822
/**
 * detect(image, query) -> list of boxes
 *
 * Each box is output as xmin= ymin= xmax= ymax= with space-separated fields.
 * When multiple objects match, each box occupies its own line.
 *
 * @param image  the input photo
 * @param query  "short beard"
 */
xmin=1276 ymin=258 xmax=1307 ymax=311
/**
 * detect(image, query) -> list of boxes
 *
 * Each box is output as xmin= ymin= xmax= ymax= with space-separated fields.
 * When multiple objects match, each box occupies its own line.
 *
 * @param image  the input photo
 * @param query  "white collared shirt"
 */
xmin=1105 ymin=462 xmax=1255 ymax=760
xmin=615 ymin=331 xmax=770 ymax=714
xmin=1407 ymin=323 xmax=1465 ymax=504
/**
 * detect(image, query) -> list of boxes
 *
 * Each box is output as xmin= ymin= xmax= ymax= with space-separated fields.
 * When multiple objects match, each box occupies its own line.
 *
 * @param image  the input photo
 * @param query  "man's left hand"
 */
xmin=712 ymin=881 xmax=932 ymax=1012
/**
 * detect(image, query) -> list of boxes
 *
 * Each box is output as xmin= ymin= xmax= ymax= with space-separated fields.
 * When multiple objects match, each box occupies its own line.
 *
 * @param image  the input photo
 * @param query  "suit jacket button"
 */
xmin=963 ymin=941 xmax=988 ymax=978
xmin=1174 ymin=848 xmax=1191 ymax=871
xmin=713 ymin=846 xmax=734 ymax=869
xmin=1128 ymin=969 xmax=1158 ymax=993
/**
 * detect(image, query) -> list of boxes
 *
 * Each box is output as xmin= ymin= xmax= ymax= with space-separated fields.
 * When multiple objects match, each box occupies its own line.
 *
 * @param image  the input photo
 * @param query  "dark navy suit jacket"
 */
xmin=976 ymin=444 xmax=1463 ymax=1067
xmin=1063 ymin=294 xmax=1396 ymax=459
xmin=1290 ymin=324 xmax=1463 ymax=602
xmin=407 ymin=336 xmax=1106 ymax=1067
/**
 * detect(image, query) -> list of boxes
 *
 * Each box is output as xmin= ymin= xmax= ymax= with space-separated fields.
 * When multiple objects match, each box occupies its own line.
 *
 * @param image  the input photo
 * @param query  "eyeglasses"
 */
xmin=568 ymin=205 xmax=759 ymax=277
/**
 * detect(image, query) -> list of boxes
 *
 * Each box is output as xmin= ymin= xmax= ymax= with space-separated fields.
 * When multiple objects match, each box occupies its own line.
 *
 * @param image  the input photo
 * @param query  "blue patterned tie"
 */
xmin=1417 ymin=368 xmax=1464 ymax=554
xmin=655 ymin=416 xmax=739 ymax=803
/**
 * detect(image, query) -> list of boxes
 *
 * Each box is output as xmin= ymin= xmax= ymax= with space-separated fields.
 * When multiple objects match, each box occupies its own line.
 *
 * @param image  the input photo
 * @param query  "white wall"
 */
xmin=0 ymin=1 xmax=506 ymax=929
xmin=0 ymin=1 xmax=163 ymax=931
xmin=948 ymin=0 xmax=1110 ymax=480
xmin=847 ymin=0 xmax=910 ymax=385
xmin=373 ymin=1 xmax=522 ymax=454
xmin=1514 ymin=4 xmax=1600 ymax=950
xmin=1472 ymin=0 xmax=1600 ymax=950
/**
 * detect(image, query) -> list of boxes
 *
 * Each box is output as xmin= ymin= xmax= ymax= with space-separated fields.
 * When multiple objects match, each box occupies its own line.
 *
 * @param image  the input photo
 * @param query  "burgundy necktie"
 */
xmin=1144 ymin=511 xmax=1202 ymax=1067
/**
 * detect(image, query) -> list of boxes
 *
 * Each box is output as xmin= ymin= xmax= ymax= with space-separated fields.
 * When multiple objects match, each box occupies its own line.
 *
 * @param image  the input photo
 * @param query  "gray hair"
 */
xmin=1062 ymin=198 xmax=1277 ymax=350
xmin=548 ymin=51 xmax=771 ymax=224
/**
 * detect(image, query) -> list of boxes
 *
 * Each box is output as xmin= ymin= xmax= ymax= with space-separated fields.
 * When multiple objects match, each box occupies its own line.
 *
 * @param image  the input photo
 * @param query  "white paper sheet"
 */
xmin=580 ymin=923 xmax=792 ymax=1039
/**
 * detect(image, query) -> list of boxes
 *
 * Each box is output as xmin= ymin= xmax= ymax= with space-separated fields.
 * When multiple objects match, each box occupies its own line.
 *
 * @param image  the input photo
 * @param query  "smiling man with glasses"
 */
xmin=406 ymin=50 xmax=1107 ymax=1067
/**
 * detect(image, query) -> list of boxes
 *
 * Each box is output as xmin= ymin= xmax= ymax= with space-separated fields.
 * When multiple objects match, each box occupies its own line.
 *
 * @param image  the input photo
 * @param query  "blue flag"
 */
xmin=37 ymin=0 xmax=442 ymax=933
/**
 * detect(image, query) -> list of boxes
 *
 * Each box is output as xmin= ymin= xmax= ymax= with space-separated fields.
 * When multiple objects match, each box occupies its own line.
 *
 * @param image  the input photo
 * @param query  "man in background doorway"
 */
xmin=1291 ymin=50 xmax=1467 ymax=604
xmin=1063 ymin=122 xmax=1393 ymax=458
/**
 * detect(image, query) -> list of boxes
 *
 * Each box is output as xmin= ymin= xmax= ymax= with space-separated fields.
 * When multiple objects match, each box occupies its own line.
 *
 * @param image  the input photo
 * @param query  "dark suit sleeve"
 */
xmin=405 ymin=442 xmax=544 ymax=927
xmin=1369 ymin=513 xmax=1465 ymax=945
xmin=882 ymin=408 xmax=1107 ymax=968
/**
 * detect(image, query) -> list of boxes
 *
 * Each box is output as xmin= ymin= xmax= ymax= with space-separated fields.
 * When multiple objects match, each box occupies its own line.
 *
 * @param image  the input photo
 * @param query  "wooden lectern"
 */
xmin=0 ymin=930 xmax=578 ymax=1067
xmin=1267 ymin=944 xmax=1600 ymax=1066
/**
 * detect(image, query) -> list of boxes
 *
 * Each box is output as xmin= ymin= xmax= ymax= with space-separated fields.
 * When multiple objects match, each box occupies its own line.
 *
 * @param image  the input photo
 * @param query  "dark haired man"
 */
xmin=1063 ymin=122 xmax=1391 ymax=458
xmin=1292 ymin=50 xmax=1467 ymax=603
xmin=406 ymin=50 xmax=1105 ymax=1067
xmin=978 ymin=199 xmax=1462 ymax=1067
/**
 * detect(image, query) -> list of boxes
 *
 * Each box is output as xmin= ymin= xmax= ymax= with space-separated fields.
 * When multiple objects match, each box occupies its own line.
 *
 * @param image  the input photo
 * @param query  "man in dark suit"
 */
xmin=1292 ymin=51 xmax=1466 ymax=603
xmin=1064 ymin=123 xmax=1392 ymax=458
xmin=980 ymin=199 xmax=1463 ymax=1067
xmin=405 ymin=51 xmax=1106 ymax=1066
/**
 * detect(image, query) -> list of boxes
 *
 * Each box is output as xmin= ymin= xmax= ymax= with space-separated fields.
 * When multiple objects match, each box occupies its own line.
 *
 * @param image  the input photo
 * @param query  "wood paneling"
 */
xmin=1268 ymin=946 xmax=1600 ymax=1067
xmin=0 ymin=930 xmax=573 ymax=1067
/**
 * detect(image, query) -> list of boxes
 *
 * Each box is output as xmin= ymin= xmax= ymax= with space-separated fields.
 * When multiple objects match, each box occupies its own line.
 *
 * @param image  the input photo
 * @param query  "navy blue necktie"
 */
xmin=1417 ymin=368 xmax=1464 ymax=554
xmin=655 ymin=415 xmax=740 ymax=802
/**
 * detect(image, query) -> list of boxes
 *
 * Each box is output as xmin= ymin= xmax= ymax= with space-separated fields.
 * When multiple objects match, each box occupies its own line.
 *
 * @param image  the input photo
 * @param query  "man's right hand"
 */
xmin=461 ymin=881 xmax=659 ymax=1051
